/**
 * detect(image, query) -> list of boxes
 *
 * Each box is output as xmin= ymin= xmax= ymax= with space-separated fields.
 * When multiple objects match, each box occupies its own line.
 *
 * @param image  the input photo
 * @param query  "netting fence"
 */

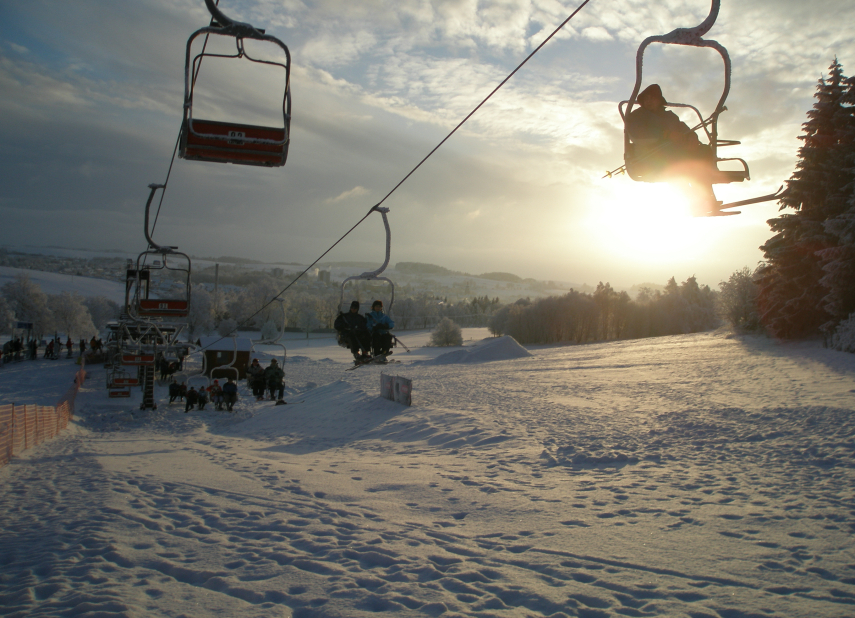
xmin=0 ymin=359 xmax=86 ymax=468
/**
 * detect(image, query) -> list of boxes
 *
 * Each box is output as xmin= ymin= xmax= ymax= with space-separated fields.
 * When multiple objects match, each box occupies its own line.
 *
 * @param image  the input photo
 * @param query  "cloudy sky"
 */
xmin=1 ymin=0 xmax=853 ymax=288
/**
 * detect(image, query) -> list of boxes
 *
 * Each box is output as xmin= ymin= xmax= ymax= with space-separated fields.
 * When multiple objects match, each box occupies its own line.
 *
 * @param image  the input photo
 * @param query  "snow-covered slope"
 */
xmin=0 ymin=266 xmax=126 ymax=304
xmin=1 ymin=329 xmax=854 ymax=617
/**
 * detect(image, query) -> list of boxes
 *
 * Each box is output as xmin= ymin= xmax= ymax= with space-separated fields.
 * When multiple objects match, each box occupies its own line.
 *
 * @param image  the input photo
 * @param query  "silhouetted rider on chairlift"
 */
xmin=626 ymin=84 xmax=724 ymax=214
xmin=335 ymin=301 xmax=371 ymax=363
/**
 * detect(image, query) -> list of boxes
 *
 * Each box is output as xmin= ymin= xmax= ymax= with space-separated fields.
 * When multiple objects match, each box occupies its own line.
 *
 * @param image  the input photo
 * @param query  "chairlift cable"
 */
xmin=373 ymin=0 xmax=594 ymax=211
xmin=150 ymin=1 xmax=220 ymax=239
xmin=195 ymin=0 xmax=596 ymax=354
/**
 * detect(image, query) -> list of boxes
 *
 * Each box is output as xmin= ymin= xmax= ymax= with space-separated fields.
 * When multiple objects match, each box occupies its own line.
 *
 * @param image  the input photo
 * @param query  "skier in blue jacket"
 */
xmin=365 ymin=300 xmax=395 ymax=357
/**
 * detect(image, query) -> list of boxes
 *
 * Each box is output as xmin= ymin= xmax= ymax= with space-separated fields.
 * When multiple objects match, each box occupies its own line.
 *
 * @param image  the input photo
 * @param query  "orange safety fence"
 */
xmin=0 ymin=358 xmax=86 ymax=468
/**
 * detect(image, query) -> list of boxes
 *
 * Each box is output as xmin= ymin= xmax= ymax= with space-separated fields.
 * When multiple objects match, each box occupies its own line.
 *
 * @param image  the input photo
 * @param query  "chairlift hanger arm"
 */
xmin=338 ymin=207 xmax=395 ymax=313
xmin=143 ymin=183 xmax=172 ymax=252
xmin=624 ymin=1 xmax=729 ymax=120
xmin=203 ymin=0 xmax=261 ymax=38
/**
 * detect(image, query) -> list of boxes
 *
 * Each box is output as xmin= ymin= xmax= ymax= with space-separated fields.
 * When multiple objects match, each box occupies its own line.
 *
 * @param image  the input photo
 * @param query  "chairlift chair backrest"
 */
xmin=132 ymin=250 xmax=192 ymax=319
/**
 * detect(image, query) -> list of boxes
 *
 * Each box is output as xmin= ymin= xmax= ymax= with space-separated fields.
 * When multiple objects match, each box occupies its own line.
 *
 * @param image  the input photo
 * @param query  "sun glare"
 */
xmin=584 ymin=179 xmax=715 ymax=263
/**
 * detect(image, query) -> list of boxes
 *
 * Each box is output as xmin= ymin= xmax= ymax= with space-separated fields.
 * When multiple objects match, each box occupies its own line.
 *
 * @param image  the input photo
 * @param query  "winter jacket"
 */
xmin=264 ymin=364 xmax=285 ymax=386
xmin=247 ymin=364 xmax=264 ymax=385
xmin=335 ymin=311 xmax=368 ymax=333
xmin=366 ymin=310 xmax=394 ymax=332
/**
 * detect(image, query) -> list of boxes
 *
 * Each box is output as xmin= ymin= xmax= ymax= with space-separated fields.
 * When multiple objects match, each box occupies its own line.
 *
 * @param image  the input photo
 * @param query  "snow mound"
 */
xmin=424 ymin=336 xmax=532 ymax=365
xmin=230 ymin=380 xmax=403 ymax=448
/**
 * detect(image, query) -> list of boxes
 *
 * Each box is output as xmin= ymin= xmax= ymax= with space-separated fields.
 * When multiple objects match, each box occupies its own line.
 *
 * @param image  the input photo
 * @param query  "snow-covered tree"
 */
xmin=83 ymin=296 xmax=121 ymax=331
xmin=718 ymin=267 xmax=762 ymax=331
xmin=830 ymin=313 xmax=855 ymax=352
xmin=0 ymin=295 xmax=13 ymax=335
xmin=186 ymin=284 xmax=214 ymax=338
xmin=227 ymin=282 xmax=282 ymax=329
xmin=758 ymin=59 xmax=855 ymax=338
xmin=315 ymin=291 xmax=341 ymax=330
xmin=260 ymin=319 xmax=279 ymax=341
xmin=217 ymin=318 xmax=238 ymax=337
xmin=289 ymin=294 xmax=320 ymax=334
xmin=430 ymin=317 xmax=463 ymax=347
xmin=49 ymin=292 xmax=97 ymax=339
xmin=2 ymin=273 xmax=52 ymax=337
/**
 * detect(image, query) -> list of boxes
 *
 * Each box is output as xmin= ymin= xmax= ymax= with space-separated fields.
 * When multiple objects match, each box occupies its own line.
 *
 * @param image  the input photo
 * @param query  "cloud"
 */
xmin=1 ymin=0 xmax=853 ymax=287
xmin=326 ymin=186 xmax=370 ymax=203
xmin=581 ymin=27 xmax=613 ymax=42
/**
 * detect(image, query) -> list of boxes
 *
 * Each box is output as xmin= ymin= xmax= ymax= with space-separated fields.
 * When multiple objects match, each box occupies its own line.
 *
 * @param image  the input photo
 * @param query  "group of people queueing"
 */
xmin=334 ymin=299 xmax=395 ymax=364
xmin=1 ymin=336 xmax=105 ymax=364
xmin=246 ymin=358 xmax=285 ymax=402
xmin=170 ymin=378 xmax=239 ymax=413
xmin=165 ymin=356 xmax=285 ymax=413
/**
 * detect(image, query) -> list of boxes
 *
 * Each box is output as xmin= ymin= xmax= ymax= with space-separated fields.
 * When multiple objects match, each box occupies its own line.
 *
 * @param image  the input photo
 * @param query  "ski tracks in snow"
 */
xmin=1 ymin=331 xmax=855 ymax=617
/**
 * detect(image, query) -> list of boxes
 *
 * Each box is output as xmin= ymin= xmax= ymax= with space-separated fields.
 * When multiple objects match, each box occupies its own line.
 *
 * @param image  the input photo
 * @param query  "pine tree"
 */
xmin=816 ymin=72 xmax=855 ymax=330
xmin=758 ymin=59 xmax=853 ymax=338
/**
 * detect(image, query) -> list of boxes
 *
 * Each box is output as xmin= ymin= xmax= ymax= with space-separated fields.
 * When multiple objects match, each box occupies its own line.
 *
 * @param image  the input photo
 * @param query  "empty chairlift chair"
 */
xmin=179 ymin=0 xmax=291 ymax=167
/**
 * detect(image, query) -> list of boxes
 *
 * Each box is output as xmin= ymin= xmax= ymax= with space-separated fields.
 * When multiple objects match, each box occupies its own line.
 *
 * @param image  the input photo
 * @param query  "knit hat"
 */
xmin=350 ymin=301 xmax=360 ymax=310
xmin=638 ymin=84 xmax=666 ymax=105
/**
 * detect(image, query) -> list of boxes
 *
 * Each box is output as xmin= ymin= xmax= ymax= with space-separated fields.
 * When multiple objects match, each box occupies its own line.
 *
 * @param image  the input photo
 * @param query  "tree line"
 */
xmin=0 ymin=274 xmax=119 ymax=339
xmin=487 ymin=277 xmax=718 ymax=345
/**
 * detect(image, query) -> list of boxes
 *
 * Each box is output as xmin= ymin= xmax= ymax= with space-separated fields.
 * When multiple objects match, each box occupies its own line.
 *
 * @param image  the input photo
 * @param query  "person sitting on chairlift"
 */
xmin=626 ymin=84 xmax=722 ymax=213
xmin=335 ymin=300 xmax=371 ymax=363
xmin=365 ymin=300 xmax=395 ymax=358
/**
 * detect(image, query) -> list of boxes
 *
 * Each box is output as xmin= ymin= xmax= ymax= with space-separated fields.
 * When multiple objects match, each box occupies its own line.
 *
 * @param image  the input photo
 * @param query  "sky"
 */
xmin=1 ymin=0 xmax=853 ymax=289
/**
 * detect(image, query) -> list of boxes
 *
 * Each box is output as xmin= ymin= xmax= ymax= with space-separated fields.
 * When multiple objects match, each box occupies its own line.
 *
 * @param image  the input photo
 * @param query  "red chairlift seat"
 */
xmin=122 ymin=353 xmax=156 ymax=366
xmin=138 ymin=299 xmax=191 ymax=318
xmin=111 ymin=376 xmax=140 ymax=387
xmin=180 ymin=119 xmax=288 ymax=167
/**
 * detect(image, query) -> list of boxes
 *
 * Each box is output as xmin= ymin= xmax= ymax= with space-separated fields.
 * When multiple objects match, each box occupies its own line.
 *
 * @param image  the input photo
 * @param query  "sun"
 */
xmin=583 ymin=177 xmax=717 ymax=263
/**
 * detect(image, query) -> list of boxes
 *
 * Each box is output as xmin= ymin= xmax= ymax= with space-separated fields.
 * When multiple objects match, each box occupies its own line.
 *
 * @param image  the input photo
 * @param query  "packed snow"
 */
xmin=421 ymin=335 xmax=532 ymax=365
xmin=1 ymin=328 xmax=855 ymax=618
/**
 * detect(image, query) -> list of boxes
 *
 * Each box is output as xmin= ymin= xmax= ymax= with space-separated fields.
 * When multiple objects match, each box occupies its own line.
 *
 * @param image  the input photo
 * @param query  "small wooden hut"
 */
xmin=197 ymin=336 xmax=253 ymax=380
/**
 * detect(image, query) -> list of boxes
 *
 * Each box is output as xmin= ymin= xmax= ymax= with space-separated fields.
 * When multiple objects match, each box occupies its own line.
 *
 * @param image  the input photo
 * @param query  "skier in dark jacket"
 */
xmin=169 ymin=380 xmax=182 ymax=403
xmin=222 ymin=378 xmax=238 ymax=412
xmin=247 ymin=358 xmax=265 ymax=400
xmin=334 ymin=301 xmax=371 ymax=362
xmin=185 ymin=387 xmax=199 ymax=412
xmin=197 ymin=385 xmax=209 ymax=410
xmin=264 ymin=359 xmax=285 ymax=401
